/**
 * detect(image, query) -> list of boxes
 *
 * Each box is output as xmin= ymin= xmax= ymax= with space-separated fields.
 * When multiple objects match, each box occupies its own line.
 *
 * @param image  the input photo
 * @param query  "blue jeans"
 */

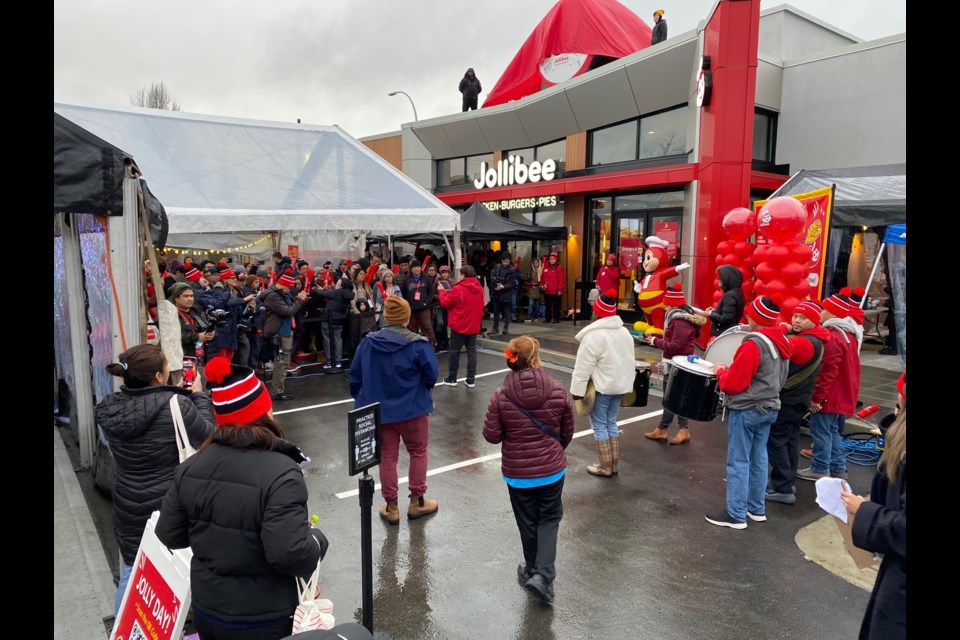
xmin=809 ymin=411 xmax=848 ymax=473
xmin=725 ymin=407 xmax=777 ymax=521
xmin=527 ymin=297 xmax=540 ymax=318
xmin=589 ymin=392 xmax=623 ymax=441
xmin=114 ymin=559 xmax=133 ymax=616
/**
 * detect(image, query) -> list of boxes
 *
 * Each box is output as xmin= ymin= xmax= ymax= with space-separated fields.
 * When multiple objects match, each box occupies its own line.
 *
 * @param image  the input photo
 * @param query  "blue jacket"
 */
xmin=349 ymin=325 xmax=438 ymax=423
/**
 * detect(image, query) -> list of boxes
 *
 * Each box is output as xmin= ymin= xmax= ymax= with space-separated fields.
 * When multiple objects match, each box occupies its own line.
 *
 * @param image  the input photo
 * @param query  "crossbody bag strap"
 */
xmin=505 ymin=396 xmax=562 ymax=442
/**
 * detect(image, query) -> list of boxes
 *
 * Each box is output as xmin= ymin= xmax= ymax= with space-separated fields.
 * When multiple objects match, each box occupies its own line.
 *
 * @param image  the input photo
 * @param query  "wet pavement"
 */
xmin=59 ymin=319 xmax=901 ymax=639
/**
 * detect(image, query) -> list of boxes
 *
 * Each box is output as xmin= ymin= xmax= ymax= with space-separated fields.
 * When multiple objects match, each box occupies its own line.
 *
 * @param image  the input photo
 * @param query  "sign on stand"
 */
xmin=111 ymin=511 xmax=192 ymax=640
xmin=348 ymin=403 xmax=381 ymax=476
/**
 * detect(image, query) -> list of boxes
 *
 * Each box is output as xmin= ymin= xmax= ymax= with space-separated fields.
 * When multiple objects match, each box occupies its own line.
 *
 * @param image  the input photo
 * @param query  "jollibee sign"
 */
xmin=474 ymin=156 xmax=557 ymax=189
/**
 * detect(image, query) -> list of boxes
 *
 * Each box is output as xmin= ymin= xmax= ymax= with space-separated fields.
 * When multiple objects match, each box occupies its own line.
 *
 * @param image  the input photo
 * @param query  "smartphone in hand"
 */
xmin=182 ymin=356 xmax=198 ymax=385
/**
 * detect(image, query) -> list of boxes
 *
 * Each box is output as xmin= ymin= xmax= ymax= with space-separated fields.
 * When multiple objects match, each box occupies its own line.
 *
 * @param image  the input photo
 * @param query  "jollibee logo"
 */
xmin=760 ymin=213 xmax=772 ymax=226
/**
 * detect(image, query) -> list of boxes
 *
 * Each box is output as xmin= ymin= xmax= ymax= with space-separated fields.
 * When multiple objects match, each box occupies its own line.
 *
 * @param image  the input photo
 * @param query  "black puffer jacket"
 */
xmin=483 ymin=367 xmax=574 ymax=478
xmin=709 ymin=264 xmax=746 ymax=336
xmin=155 ymin=433 xmax=328 ymax=624
xmin=95 ymin=386 xmax=214 ymax=564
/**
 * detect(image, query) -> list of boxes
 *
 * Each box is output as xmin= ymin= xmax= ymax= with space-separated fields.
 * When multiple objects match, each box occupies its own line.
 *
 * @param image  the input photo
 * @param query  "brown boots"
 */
xmin=669 ymin=428 xmax=691 ymax=445
xmin=609 ymin=436 xmax=620 ymax=475
xmin=407 ymin=495 xmax=439 ymax=520
xmin=587 ymin=440 xmax=614 ymax=478
xmin=644 ymin=426 xmax=669 ymax=441
xmin=379 ymin=500 xmax=400 ymax=525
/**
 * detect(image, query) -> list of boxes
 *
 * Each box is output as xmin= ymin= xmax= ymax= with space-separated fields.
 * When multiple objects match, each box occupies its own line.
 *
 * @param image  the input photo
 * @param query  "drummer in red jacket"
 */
xmin=641 ymin=284 xmax=706 ymax=445
xmin=705 ymin=296 xmax=792 ymax=529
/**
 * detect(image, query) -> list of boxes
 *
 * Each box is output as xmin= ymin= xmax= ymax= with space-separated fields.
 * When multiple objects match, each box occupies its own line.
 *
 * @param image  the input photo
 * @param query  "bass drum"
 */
xmin=704 ymin=324 xmax=751 ymax=366
xmin=662 ymin=356 xmax=720 ymax=422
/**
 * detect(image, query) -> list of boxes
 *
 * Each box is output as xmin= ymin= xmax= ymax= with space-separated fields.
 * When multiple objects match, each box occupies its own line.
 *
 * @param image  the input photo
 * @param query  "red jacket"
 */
xmin=717 ymin=328 xmax=793 ymax=394
xmin=438 ymin=277 xmax=484 ymax=335
xmin=811 ymin=318 xmax=861 ymax=415
xmin=595 ymin=265 xmax=620 ymax=296
xmin=483 ymin=367 xmax=574 ymax=479
xmin=540 ymin=263 xmax=565 ymax=296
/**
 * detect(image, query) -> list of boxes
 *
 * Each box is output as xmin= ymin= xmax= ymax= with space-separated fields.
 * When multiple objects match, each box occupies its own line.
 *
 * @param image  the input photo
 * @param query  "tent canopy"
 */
xmin=53 ymin=103 xmax=459 ymax=238
xmin=383 ymin=201 xmax=568 ymax=243
xmin=776 ymin=163 xmax=906 ymax=227
xmin=483 ymin=0 xmax=651 ymax=107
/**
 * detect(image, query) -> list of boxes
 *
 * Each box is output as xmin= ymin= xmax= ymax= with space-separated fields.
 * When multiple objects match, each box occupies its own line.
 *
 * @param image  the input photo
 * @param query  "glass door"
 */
xmin=615 ymin=216 xmax=645 ymax=308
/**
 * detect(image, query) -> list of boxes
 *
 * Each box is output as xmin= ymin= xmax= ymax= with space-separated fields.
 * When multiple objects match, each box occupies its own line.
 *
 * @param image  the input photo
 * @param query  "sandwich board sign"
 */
xmin=111 ymin=511 xmax=191 ymax=640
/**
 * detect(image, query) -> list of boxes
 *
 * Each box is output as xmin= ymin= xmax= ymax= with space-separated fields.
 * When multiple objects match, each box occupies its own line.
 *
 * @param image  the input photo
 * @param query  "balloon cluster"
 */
xmin=714 ymin=207 xmax=757 ymax=309
xmin=752 ymin=197 xmax=811 ymax=321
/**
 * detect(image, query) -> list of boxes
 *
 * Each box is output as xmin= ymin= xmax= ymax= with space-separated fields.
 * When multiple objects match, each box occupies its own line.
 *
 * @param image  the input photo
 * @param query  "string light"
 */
xmin=161 ymin=233 xmax=272 ymax=255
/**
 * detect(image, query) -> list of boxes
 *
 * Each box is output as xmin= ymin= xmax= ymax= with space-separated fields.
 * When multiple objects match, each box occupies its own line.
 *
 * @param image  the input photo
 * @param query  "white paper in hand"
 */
xmin=815 ymin=477 xmax=850 ymax=523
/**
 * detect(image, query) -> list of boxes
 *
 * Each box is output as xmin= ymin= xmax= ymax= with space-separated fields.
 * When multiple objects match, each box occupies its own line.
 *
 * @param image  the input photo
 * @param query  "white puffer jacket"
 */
xmin=571 ymin=315 xmax=636 ymax=396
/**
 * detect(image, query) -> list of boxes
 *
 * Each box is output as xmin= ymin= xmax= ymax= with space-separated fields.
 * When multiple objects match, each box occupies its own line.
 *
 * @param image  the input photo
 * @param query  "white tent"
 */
xmin=53 ymin=103 xmax=460 ymax=258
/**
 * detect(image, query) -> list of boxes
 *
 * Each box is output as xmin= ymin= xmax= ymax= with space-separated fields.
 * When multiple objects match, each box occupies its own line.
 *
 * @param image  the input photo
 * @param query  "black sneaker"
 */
xmin=705 ymin=510 xmax=747 ymax=530
xmin=441 ymin=377 xmax=458 ymax=387
xmin=830 ymin=470 xmax=848 ymax=480
xmin=517 ymin=564 xmax=533 ymax=587
xmin=747 ymin=512 xmax=767 ymax=522
xmin=765 ymin=488 xmax=797 ymax=505
xmin=271 ymin=393 xmax=295 ymax=401
xmin=525 ymin=573 xmax=554 ymax=605
xmin=465 ymin=379 xmax=476 ymax=388
xmin=501 ymin=330 xmax=510 ymax=336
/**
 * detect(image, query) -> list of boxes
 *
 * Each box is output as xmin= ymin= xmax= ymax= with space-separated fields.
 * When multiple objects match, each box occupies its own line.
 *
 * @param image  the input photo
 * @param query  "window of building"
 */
xmin=466 ymin=153 xmax=493 ymax=186
xmin=536 ymin=139 xmax=566 ymax=174
xmin=437 ymin=153 xmax=493 ymax=188
xmin=505 ymin=147 xmax=534 ymax=164
xmin=639 ymin=108 xmax=687 ymax=159
xmin=589 ymin=120 xmax=638 ymax=166
xmin=753 ymin=109 xmax=777 ymax=163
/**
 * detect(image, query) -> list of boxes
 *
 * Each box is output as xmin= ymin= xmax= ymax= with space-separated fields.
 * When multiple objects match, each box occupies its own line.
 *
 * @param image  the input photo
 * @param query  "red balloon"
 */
xmin=791 ymin=243 xmax=813 ymax=263
xmin=734 ymin=241 xmax=754 ymax=259
xmin=754 ymin=281 xmax=767 ymax=296
xmin=765 ymin=245 xmax=791 ymax=269
xmin=717 ymin=240 xmax=732 ymax=255
xmin=758 ymin=197 xmax=806 ymax=243
xmin=780 ymin=296 xmax=800 ymax=320
xmin=722 ymin=207 xmax=757 ymax=241
xmin=754 ymin=262 xmax=775 ymax=282
xmin=739 ymin=266 xmax=751 ymax=281
xmin=724 ymin=253 xmax=739 ymax=266
xmin=765 ymin=279 xmax=788 ymax=302
xmin=741 ymin=280 xmax=754 ymax=297
xmin=741 ymin=254 xmax=754 ymax=269
xmin=780 ymin=262 xmax=806 ymax=285
xmin=793 ymin=282 xmax=813 ymax=299
xmin=715 ymin=254 xmax=724 ymax=265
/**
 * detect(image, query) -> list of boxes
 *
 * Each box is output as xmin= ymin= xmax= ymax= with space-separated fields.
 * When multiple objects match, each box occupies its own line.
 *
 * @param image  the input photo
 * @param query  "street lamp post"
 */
xmin=387 ymin=91 xmax=418 ymax=122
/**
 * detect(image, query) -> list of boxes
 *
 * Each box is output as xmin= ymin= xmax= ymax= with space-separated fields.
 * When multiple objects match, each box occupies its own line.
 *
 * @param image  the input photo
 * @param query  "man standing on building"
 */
xmin=261 ymin=271 xmax=308 ymax=401
xmin=439 ymin=265 xmax=485 ymax=388
xmin=651 ymin=9 xmax=667 ymax=45
xmin=798 ymin=290 xmax=862 ymax=482
xmin=459 ymin=68 xmax=482 ymax=112
xmin=705 ymin=297 xmax=792 ymax=529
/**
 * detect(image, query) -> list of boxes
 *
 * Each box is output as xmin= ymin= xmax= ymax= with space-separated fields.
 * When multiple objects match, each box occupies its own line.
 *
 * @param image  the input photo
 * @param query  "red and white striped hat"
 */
xmin=184 ymin=267 xmax=202 ymax=282
xmin=219 ymin=268 xmax=237 ymax=280
xmin=276 ymin=273 xmax=296 ymax=288
xmin=745 ymin=296 xmax=780 ymax=327
xmin=793 ymin=300 xmax=823 ymax=325
xmin=664 ymin=283 xmax=685 ymax=306
xmin=822 ymin=288 xmax=855 ymax=319
xmin=204 ymin=357 xmax=272 ymax=427
xmin=593 ymin=289 xmax=619 ymax=319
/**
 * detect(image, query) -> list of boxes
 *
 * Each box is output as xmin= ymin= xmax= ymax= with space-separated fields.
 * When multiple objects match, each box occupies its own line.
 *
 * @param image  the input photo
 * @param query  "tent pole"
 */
xmin=861 ymin=242 xmax=886 ymax=309
xmin=388 ymin=235 xmax=392 ymax=268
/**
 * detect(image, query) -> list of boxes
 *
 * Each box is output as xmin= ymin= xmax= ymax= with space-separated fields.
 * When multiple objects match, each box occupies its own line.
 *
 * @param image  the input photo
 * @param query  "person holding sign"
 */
xmin=349 ymin=296 xmax=441 ymax=524
xmin=156 ymin=357 xmax=328 ymax=640
xmin=483 ymin=336 xmax=574 ymax=605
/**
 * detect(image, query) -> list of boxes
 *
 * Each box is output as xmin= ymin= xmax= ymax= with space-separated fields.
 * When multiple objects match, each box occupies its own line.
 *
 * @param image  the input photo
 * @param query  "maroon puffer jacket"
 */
xmin=483 ymin=367 xmax=574 ymax=479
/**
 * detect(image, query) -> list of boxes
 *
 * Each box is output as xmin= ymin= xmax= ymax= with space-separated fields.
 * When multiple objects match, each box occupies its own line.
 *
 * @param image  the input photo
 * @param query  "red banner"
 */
xmin=754 ymin=186 xmax=833 ymax=299
xmin=619 ymin=236 xmax=640 ymax=270
xmin=287 ymin=244 xmax=299 ymax=261
xmin=113 ymin=554 xmax=184 ymax=640
xmin=654 ymin=221 xmax=678 ymax=257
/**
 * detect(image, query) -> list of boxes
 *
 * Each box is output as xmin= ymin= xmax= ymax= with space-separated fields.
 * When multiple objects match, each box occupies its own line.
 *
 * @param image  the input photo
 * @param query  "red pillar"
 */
xmin=692 ymin=0 xmax=761 ymax=344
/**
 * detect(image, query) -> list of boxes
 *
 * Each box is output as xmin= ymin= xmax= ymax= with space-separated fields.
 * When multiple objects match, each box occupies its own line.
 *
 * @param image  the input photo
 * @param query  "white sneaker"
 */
xmin=465 ymin=379 xmax=476 ymax=388
xmin=441 ymin=378 xmax=458 ymax=387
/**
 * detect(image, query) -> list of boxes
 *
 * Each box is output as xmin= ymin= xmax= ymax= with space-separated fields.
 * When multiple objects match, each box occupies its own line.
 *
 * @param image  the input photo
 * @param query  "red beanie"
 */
xmin=277 ymin=273 xmax=296 ymax=288
xmin=219 ymin=268 xmax=237 ymax=280
xmin=793 ymin=300 xmax=823 ymax=325
xmin=204 ymin=357 xmax=273 ymax=427
xmin=663 ymin=283 xmax=685 ymax=306
xmin=184 ymin=267 xmax=202 ymax=282
xmin=745 ymin=296 xmax=780 ymax=327
xmin=822 ymin=288 xmax=854 ymax=318
xmin=593 ymin=289 xmax=618 ymax=319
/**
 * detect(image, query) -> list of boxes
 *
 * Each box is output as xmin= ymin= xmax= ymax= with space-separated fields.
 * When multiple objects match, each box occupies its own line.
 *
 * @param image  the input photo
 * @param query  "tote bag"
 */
xmin=169 ymin=396 xmax=197 ymax=463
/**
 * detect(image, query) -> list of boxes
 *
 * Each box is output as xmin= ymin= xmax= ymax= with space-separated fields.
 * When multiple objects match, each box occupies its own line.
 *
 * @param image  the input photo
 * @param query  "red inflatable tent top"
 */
xmin=482 ymin=0 xmax=652 ymax=108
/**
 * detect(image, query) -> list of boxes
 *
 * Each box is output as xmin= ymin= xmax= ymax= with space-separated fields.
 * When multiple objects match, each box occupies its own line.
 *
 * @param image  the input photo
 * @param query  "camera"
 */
xmin=203 ymin=306 xmax=232 ymax=328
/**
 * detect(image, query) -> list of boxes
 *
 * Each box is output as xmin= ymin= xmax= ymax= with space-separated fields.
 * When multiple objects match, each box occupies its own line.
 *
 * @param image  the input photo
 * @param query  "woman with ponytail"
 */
xmin=94 ymin=343 xmax=214 ymax=616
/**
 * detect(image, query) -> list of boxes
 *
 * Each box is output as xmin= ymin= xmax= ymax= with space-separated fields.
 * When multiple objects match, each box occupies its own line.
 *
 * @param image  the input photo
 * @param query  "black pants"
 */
xmin=462 ymin=97 xmax=478 ymax=112
xmin=193 ymin=614 xmax=291 ymax=640
xmin=766 ymin=403 xmax=806 ymax=494
xmin=544 ymin=294 xmax=562 ymax=322
xmin=492 ymin=298 xmax=512 ymax=333
xmin=448 ymin=330 xmax=477 ymax=381
xmin=508 ymin=476 xmax=564 ymax=584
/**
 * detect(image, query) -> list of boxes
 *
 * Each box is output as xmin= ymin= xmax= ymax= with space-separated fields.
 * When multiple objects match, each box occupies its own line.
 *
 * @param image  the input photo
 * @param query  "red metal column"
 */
xmin=693 ymin=0 xmax=761 ymax=342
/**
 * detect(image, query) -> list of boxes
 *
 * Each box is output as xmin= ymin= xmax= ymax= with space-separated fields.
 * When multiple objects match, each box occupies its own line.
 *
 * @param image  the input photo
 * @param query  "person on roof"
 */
xmin=651 ymin=9 xmax=668 ymax=45
xmin=459 ymin=68 xmax=482 ymax=112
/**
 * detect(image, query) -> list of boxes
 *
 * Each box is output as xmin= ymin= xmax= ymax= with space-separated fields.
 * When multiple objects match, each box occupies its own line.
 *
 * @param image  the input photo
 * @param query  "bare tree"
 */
xmin=130 ymin=81 xmax=182 ymax=111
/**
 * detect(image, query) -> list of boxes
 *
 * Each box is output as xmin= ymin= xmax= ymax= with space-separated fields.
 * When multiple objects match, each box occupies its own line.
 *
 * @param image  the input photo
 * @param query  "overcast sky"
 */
xmin=54 ymin=1 xmax=905 ymax=140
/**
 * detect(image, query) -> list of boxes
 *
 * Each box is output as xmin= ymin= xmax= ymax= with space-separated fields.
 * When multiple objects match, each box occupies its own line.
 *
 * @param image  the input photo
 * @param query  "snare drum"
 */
xmin=662 ymin=355 xmax=720 ymax=421
xmin=704 ymin=324 xmax=751 ymax=366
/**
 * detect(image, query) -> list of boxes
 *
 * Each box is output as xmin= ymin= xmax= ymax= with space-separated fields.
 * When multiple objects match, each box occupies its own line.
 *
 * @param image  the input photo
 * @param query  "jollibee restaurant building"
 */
xmin=362 ymin=2 xmax=905 ymax=324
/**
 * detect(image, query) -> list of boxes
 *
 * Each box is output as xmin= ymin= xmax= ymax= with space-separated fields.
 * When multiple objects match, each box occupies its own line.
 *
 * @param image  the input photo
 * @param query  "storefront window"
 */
xmin=505 ymin=147 xmax=533 ymax=164
xmin=466 ymin=153 xmax=493 ymax=186
xmin=507 ymin=207 xmax=535 ymax=225
xmin=753 ymin=109 xmax=777 ymax=162
xmin=436 ymin=158 xmax=459 ymax=187
xmin=536 ymin=207 xmax=563 ymax=227
xmin=589 ymin=120 xmax=637 ymax=166
xmin=536 ymin=139 xmax=566 ymax=174
xmin=639 ymin=107 xmax=687 ymax=159
xmin=614 ymin=191 xmax=684 ymax=211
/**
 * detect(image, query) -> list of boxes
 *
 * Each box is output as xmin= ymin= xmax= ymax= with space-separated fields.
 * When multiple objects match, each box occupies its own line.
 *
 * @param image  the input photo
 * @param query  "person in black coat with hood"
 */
xmin=699 ymin=264 xmax=746 ymax=337
xmin=842 ymin=389 xmax=907 ymax=640
xmin=459 ymin=67 xmax=482 ymax=111
xmin=94 ymin=343 xmax=214 ymax=616
xmin=157 ymin=357 xmax=329 ymax=640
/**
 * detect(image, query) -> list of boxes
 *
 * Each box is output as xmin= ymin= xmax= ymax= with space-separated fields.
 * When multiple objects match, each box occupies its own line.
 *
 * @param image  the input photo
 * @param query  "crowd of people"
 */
xmin=108 ymin=248 xmax=902 ymax=638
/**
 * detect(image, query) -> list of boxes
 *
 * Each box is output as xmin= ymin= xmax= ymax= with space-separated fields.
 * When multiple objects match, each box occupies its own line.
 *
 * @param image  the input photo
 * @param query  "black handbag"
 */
xmin=621 ymin=364 xmax=652 ymax=407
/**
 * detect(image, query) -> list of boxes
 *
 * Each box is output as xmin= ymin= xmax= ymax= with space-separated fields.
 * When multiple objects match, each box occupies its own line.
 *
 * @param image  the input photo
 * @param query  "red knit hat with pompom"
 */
xmin=205 ymin=357 xmax=272 ymax=426
xmin=822 ymin=287 xmax=854 ymax=318
xmin=664 ymin=283 xmax=685 ymax=306
xmin=593 ymin=289 xmax=619 ymax=318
